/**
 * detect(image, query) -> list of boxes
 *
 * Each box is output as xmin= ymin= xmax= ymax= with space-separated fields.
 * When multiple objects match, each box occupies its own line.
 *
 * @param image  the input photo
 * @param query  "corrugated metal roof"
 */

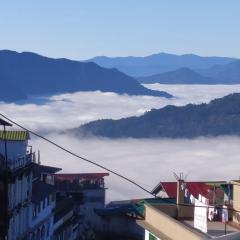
xmin=154 ymin=182 xmax=212 ymax=199
xmin=0 ymin=131 xmax=29 ymax=141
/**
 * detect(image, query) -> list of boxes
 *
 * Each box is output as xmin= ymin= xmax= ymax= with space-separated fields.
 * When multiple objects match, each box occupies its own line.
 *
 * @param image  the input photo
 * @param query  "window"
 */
xmin=38 ymin=203 xmax=41 ymax=213
xmin=33 ymin=206 xmax=37 ymax=219
xmin=149 ymin=233 xmax=157 ymax=240
xmin=46 ymin=222 xmax=50 ymax=237
xmin=41 ymin=225 xmax=45 ymax=239
xmin=43 ymin=198 xmax=45 ymax=209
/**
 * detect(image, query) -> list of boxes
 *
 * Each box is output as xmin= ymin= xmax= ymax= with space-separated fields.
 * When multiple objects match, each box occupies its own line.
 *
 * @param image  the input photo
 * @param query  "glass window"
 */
xmin=149 ymin=233 xmax=157 ymax=240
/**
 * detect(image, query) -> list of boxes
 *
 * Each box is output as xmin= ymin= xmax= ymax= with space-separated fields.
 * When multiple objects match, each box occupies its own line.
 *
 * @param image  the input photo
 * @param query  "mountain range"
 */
xmin=0 ymin=50 xmax=172 ymax=102
xmin=76 ymin=93 xmax=240 ymax=138
xmin=138 ymin=67 xmax=217 ymax=84
xmin=88 ymin=53 xmax=237 ymax=77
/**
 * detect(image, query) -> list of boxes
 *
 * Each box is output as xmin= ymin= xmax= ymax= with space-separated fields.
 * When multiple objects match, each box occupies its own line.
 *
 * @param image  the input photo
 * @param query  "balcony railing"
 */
xmin=7 ymin=152 xmax=36 ymax=171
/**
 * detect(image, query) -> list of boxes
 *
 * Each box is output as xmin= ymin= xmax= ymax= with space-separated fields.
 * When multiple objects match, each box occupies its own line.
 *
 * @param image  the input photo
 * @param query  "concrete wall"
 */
xmin=0 ymin=140 xmax=27 ymax=162
xmin=232 ymin=181 xmax=240 ymax=224
xmin=153 ymin=204 xmax=177 ymax=218
xmin=81 ymin=189 xmax=105 ymax=230
xmin=153 ymin=204 xmax=194 ymax=219
xmin=101 ymin=216 xmax=144 ymax=238
xmin=8 ymin=172 xmax=32 ymax=209
xmin=29 ymin=195 xmax=55 ymax=240
xmin=8 ymin=206 xmax=29 ymax=239
xmin=144 ymin=204 xmax=204 ymax=240
xmin=178 ymin=205 xmax=194 ymax=219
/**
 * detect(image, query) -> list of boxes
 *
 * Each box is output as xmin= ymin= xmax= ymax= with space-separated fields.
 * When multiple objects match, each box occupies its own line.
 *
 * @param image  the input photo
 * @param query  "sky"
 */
xmin=0 ymin=0 xmax=240 ymax=59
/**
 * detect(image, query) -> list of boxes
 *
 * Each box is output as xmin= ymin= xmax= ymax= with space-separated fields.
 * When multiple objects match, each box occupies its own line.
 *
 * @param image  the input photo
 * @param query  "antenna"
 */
xmin=173 ymin=172 xmax=190 ymax=181
xmin=184 ymin=171 xmax=191 ymax=181
xmin=173 ymin=172 xmax=180 ymax=181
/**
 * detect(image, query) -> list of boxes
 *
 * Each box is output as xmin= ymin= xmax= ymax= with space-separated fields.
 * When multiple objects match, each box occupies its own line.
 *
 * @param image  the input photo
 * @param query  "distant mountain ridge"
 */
xmin=87 ymin=53 xmax=237 ymax=77
xmin=0 ymin=50 xmax=172 ymax=102
xmin=76 ymin=93 xmax=240 ymax=138
xmin=138 ymin=67 xmax=217 ymax=84
xmin=201 ymin=60 xmax=240 ymax=84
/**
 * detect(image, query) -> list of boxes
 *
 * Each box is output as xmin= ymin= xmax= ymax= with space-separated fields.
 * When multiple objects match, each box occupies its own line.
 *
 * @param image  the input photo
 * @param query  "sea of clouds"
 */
xmin=1 ymin=84 xmax=240 ymax=202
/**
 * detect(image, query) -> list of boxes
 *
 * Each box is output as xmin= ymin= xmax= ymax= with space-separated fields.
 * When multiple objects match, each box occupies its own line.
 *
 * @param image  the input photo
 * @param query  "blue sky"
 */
xmin=0 ymin=0 xmax=240 ymax=59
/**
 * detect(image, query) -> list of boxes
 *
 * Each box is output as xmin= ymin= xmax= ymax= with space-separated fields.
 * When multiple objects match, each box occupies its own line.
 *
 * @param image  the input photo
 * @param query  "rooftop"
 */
xmin=33 ymin=163 xmax=61 ymax=178
xmin=152 ymin=181 xmax=225 ymax=204
xmin=0 ymin=118 xmax=12 ymax=126
xmin=182 ymin=220 xmax=239 ymax=238
xmin=137 ymin=202 xmax=240 ymax=240
xmin=0 ymin=131 xmax=29 ymax=141
xmin=54 ymin=173 xmax=109 ymax=182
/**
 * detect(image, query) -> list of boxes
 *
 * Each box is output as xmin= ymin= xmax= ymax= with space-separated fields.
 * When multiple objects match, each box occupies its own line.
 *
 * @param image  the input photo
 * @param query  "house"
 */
xmin=151 ymin=181 xmax=226 ymax=204
xmin=54 ymin=173 xmax=109 ymax=234
xmin=0 ymin=119 xmax=35 ymax=239
xmin=0 ymin=118 xmax=108 ymax=240
xmin=137 ymin=179 xmax=240 ymax=240
xmin=95 ymin=198 xmax=176 ymax=240
xmin=53 ymin=195 xmax=80 ymax=240
xmin=28 ymin=164 xmax=61 ymax=240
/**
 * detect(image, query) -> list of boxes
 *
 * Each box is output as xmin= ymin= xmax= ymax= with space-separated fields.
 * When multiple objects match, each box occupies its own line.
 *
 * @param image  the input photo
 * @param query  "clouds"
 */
xmin=1 ymin=84 xmax=240 ymax=132
xmin=31 ymin=134 xmax=240 ymax=202
xmin=1 ymin=84 xmax=240 ymax=201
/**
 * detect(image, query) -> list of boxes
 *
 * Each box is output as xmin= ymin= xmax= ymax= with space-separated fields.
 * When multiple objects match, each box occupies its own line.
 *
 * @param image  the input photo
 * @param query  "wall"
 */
xmin=232 ymin=181 xmax=240 ymax=224
xmin=101 ymin=216 xmax=144 ymax=238
xmin=0 ymin=140 xmax=27 ymax=162
xmin=81 ymin=189 xmax=105 ymax=230
xmin=143 ymin=204 xmax=204 ymax=240
xmin=8 ymin=206 xmax=29 ymax=239
xmin=29 ymin=195 xmax=55 ymax=240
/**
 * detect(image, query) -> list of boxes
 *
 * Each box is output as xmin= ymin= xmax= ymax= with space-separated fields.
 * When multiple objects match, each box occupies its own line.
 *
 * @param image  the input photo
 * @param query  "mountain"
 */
xmin=0 ymin=71 xmax=27 ymax=102
xmin=201 ymin=60 xmax=240 ymax=84
xmin=0 ymin=50 xmax=172 ymax=102
xmin=87 ymin=53 xmax=237 ymax=77
xmin=76 ymin=93 xmax=240 ymax=138
xmin=138 ymin=67 xmax=217 ymax=84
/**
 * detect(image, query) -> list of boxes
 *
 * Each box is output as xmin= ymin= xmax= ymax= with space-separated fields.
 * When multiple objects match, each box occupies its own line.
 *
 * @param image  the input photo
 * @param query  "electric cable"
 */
xmin=1 ymin=112 xmax=240 ymax=213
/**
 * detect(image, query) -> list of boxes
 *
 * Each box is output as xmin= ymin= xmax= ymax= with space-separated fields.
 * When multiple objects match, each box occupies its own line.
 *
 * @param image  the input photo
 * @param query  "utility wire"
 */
xmin=0 ymin=113 xmax=154 ymax=196
xmin=1 ymin=112 xmax=240 ymax=213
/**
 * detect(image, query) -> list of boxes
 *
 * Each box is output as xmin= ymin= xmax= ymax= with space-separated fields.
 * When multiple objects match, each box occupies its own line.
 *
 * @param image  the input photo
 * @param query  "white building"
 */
xmin=0 ymin=129 xmax=34 ymax=240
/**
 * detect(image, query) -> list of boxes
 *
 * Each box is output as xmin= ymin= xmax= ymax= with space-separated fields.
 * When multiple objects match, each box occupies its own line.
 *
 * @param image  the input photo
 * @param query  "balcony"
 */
xmin=8 ymin=152 xmax=37 ymax=171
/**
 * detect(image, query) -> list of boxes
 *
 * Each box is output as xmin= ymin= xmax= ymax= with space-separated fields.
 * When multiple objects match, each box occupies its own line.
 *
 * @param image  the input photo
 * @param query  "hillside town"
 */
xmin=1 ymin=118 xmax=240 ymax=240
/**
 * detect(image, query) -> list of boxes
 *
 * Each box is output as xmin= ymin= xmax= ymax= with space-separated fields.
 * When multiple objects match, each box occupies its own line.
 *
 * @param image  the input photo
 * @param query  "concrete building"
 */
xmin=0 ymin=119 xmax=109 ymax=240
xmin=137 ymin=179 xmax=240 ymax=240
xmin=0 ymin=119 xmax=35 ymax=240
xmin=54 ymin=173 xmax=109 ymax=234
xmin=28 ymin=164 xmax=61 ymax=240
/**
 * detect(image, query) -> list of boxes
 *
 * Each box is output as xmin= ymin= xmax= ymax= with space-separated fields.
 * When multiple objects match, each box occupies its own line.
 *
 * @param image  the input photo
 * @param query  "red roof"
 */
xmin=54 ymin=173 xmax=109 ymax=182
xmin=160 ymin=182 xmax=211 ymax=199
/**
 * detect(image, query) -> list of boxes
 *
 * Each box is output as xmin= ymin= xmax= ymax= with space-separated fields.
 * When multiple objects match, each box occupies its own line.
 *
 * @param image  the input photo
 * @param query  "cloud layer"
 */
xmin=31 ymin=135 xmax=240 ymax=202
xmin=1 ymin=84 xmax=240 ymax=132
xmin=1 ymin=84 xmax=240 ymax=202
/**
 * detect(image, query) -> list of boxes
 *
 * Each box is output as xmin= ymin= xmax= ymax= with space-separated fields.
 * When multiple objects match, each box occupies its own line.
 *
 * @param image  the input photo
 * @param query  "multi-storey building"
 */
xmin=54 ymin=173 xmax=109 ymax=234
xmin=0 ymin=118 xmax=109 ymax=240
xmin=0 ymin=118 xmax=35 ymax=240
xmin=28 ymin=164 xmax=61 ymax=240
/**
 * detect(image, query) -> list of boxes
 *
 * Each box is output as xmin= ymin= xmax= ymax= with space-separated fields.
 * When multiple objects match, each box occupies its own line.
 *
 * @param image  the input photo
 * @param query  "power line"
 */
xmin=1 ymin=112 xmax=240 ymax=213
xmin=0 ymin=113 xmax=154 ymax=196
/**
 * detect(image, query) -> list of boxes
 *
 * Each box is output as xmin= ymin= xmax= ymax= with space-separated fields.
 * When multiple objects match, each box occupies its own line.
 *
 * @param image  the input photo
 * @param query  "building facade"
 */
xmin=0 ymin=127 xmax=34 ymax=240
